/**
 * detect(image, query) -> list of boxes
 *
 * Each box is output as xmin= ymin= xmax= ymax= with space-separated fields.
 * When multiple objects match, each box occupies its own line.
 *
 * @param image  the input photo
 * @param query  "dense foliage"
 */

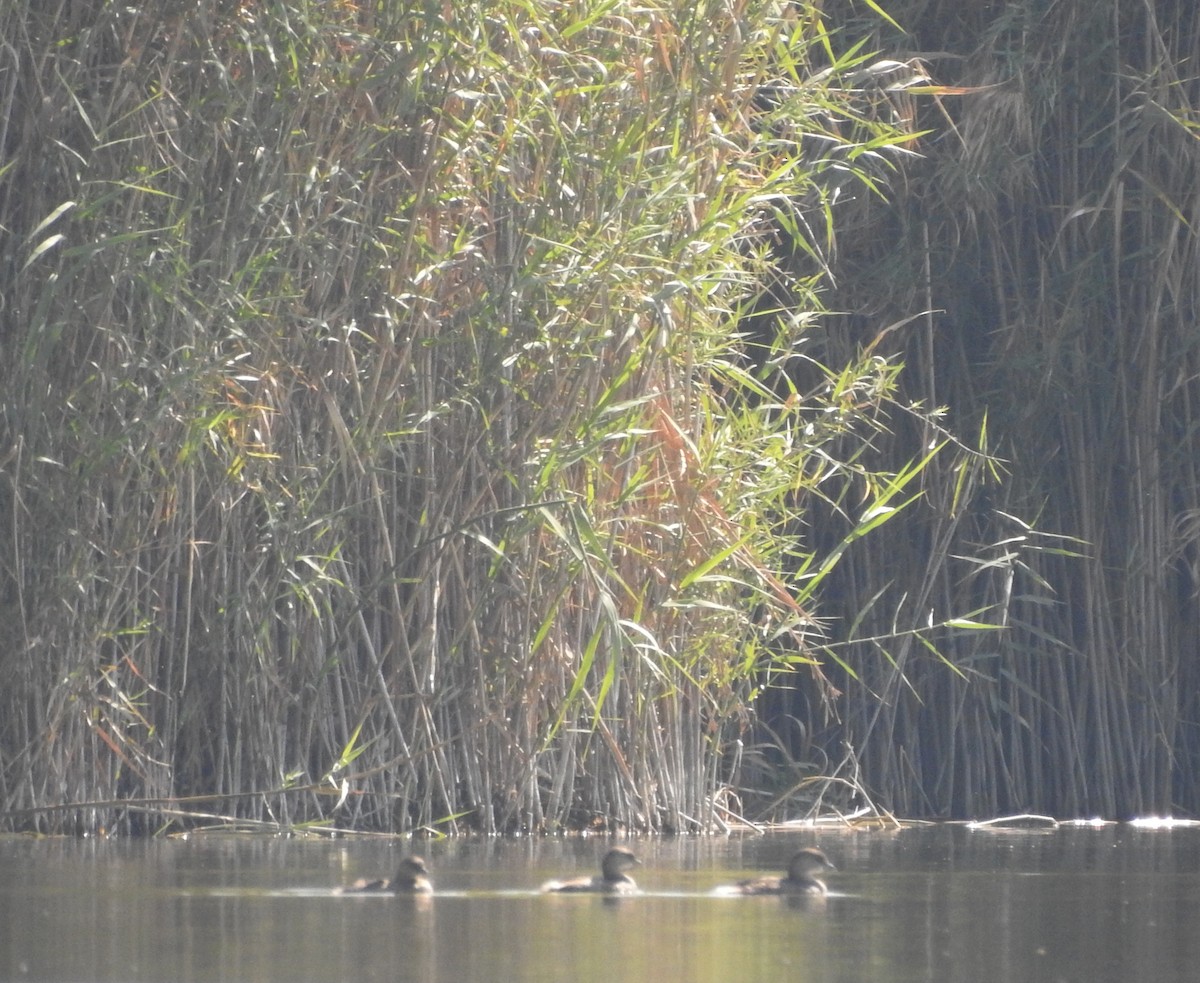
xmin=0 ymin=0 xmax=968 ymax=833
xmin=819 ymin=0 xmax=1200 ymax=817
xmin=9 ymin=0 xmax=1187 ymax=832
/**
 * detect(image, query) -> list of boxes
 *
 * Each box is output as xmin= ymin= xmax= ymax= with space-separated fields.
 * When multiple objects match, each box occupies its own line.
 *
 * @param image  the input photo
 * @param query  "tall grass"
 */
xmin=804 ymin=0 xmax=1200 ymax=817
xmin=0 ymin=0 xmax=971 ymax=833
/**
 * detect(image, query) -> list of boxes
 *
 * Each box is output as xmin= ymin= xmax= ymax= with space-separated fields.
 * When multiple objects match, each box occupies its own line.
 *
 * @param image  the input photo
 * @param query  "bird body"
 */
xmin=723 ymin=847 xmax=834 ymax=896
xmin=340 ymin=856 xmax=433 ymax=894
xmin=541 ymin=847 xmax=641 ymax=895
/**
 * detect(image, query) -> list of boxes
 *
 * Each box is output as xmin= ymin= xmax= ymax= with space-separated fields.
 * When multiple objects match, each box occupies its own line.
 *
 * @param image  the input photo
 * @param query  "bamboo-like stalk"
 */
xmin=0 ymin=0 xmax=977 ymax=833
xmin=808 ymin=0 xmax=1200 ymax=818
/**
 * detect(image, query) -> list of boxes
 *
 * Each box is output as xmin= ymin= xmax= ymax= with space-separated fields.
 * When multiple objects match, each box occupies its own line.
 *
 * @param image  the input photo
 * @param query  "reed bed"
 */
xmin=0 ymin=0 xmax=976 ymax=833
xmin=806 ymin=0 xmax=1200 ymax=817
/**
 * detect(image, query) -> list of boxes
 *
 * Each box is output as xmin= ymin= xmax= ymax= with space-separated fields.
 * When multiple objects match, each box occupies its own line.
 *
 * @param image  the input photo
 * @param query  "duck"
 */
xmin=723 ymin=847 xmax=834 ymax=896
xmin=339 ymin=855 xmax=433 ymax=894
xmin=541 ymin=846 xmax=641 ymax=894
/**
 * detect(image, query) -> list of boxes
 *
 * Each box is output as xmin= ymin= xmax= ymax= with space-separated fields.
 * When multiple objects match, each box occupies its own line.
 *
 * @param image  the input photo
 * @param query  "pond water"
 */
xmin=3 ymin=822 xmax=1200 ymax=982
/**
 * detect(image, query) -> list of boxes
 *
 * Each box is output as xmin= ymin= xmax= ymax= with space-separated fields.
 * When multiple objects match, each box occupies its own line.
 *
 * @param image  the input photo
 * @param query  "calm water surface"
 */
xmin=3 ymin=824 xmax=1200 ymax=982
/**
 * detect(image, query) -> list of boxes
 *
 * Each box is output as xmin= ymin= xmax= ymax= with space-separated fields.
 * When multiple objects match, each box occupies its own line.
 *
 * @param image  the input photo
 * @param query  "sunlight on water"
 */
xmin=3 ymin=825 xmax=1200 ymax=982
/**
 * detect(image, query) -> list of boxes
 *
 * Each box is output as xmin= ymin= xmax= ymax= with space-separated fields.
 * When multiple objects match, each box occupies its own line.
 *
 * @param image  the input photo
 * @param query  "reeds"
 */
xmin=801 ymin=0 xmax=1200 ymax=818
xmin=0 ymin=0 xmax=969 ymax=833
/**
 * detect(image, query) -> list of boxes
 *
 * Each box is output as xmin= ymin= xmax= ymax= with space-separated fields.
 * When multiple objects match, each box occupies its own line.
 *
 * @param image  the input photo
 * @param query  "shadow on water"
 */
xmin=4 ymin=825 xmax=1200 ymax=982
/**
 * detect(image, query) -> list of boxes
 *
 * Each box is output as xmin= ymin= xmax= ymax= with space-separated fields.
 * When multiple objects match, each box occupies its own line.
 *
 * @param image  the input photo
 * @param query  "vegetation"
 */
xmin=10 ymin=0 xmax=1192 ymax=834
xmin=811 ymin=0 xmax=1200 ymax=818
xmin=0 ymin=0 xmax=976 ymax=834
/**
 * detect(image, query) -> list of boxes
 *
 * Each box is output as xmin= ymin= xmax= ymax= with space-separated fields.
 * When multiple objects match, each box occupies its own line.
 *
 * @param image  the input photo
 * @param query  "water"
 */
xmin=3 ymin=823 xmax=1200 ymax=982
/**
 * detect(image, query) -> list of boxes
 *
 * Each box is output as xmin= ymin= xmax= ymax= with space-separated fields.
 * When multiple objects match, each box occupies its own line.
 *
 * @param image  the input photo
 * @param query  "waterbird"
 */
xmin=719 ymin=847 xmax=834 ymax=896
xmin=339 ymin=855 xmax=433 ymax=894
xmin=541 ymin=846 xmax=641 ymax=895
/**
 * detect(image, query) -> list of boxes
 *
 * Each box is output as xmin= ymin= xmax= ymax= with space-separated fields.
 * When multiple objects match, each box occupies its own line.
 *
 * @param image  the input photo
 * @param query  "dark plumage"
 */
xmin=725 ymin=847 xmax=834 ymax=896
xmin=541 ymin=847 xmax=641 ymax=895
xmin=340 ymin=856 xmax=433 ymax=894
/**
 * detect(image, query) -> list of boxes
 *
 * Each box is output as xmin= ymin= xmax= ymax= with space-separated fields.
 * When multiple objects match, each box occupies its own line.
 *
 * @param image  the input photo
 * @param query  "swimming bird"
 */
xmin=722 ymin=847 xmax=834 ymax=896
xmin=340 ymin=855 xmax=433 ymax=894
xmin=541 ymin=846 xmax=641 ymax=894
